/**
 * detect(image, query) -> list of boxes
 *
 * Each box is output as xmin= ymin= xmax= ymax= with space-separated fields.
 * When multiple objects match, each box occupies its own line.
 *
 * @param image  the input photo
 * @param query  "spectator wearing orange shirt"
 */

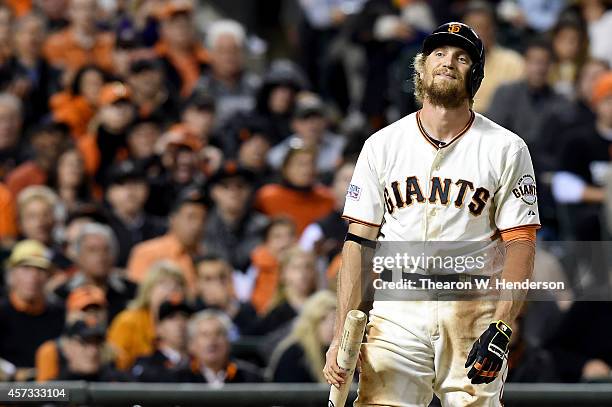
xmin=255 ymin=146 xmax=335 ymax=235
xmin=43 ymin=0 xmax=115 ymax=74
xmin=154 ymin=0 xmax=209 ymax=97
xmin=108 ymin=261 xmax=187 ymax=370
xmin=5 ymin=122 xmax=70 ymax=197
xmin=50 ymin=65 xmax=107 ymax=139
xmin=77 ymin=82 xmax=136 ymax=181
xmin=4 ymin=0 xmax=32 ymax=18
xmin=128 ymin=187 xmax=209 ymax=293
xmin=0 ymin=182 xmax=17 ymax=243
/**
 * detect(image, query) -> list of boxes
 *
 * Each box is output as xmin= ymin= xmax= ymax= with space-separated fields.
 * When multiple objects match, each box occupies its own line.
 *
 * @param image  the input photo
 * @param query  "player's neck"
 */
xmin=419 ymin=102 xmax=472 ymax=142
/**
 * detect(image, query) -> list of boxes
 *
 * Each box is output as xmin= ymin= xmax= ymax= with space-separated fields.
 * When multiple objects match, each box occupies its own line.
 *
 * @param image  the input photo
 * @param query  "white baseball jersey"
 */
xmin=343 ymin=110 xmax=540 ymax=242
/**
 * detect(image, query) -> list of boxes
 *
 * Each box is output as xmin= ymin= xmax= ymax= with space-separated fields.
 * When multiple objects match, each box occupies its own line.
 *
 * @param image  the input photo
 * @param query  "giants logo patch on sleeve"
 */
xmin=512 ymin=175 xmax=537 ymax=205
xmin=347 ymin=184 xmax=362 ymax=201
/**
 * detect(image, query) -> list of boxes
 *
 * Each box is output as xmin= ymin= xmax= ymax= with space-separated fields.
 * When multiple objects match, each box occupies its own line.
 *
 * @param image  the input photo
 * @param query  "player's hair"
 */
xmin=412 ymin=53 xmax=475 ymax=108
xmin=128 ymin=260 xmax=186 ymax=310
xmin=266 ymin=290 xmax=336 ymax=383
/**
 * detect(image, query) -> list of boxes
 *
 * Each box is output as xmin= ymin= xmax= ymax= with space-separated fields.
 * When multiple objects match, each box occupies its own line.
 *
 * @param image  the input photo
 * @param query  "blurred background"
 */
xmin=1 ymin=0 xmax=612 ymax=403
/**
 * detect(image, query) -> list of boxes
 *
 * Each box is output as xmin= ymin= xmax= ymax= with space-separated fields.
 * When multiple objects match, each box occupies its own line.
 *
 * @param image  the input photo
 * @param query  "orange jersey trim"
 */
xmin=416 ymin=110 xmax=475 ymax=150
xmin=500 ymin=225 xmax=538 ymax=242
xmin=341 ymin=215 xmax=381 ymax=228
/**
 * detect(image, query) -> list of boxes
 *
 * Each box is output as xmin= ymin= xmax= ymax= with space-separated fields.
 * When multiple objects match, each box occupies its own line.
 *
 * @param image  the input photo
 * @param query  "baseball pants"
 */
xmin=355 ymin=300 xmax=507 ymax=407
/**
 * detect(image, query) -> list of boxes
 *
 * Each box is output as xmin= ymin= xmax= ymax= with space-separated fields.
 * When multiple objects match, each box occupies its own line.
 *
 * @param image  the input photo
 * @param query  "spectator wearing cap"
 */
xmin=2 ymin=13 xmax=62 ymax=127
xmin=108 ymin=261 xmax=186 ymax=370
xmin=463 ymin=1 xmax=525 ymax=113
xmin=35 ymin=284 xmax=108 ymax=381
xmin=300 ymin=160 xmax=355 ymax=265
xmin=154 ymin=0 xmax=210 ymax=97
xmin=104 ymin=161 xmax=166 ymax=267
xmin=54 ymin=223 xmax=137 ymax=322
xmin=0 ymin=240 xmax=64 ymax=376
xmin=126 ymin=118 xmax=163 ymax=171
xmin=127 ymin=57 xmax=181 ymax=124
xmin=5 ymin=122 xmax=70 ymax=197
xmin=552 ymin=71 xmax=612 ymax=240
xmin=0 ymin=93 xmax=26 ymax=180
xmin=487 ymin=39 xmax=567 ymax=149
xmin=181 ymin=93 xmax=223 ymax=169
xmin=111 ymin=27 xmax=151 ymax=79
xmin=194 ymin=255 xmax=257 ymax=336
xmin=186 ymin=310 xmax=263 ymax=384
xmin=58 ymin=320 xmax=126 ymax=381
xmin=255 ymin=59 xmax=308 ymax=144
xmin=42 ymin=0 xmax=115 ymax=74
xmin=0 ymin=182 xmax=17 ymax=244
xmin=146 ymin=125 xmax=206 ymax=216
xmin=50 ymin=65 xmax=107 ymax=139
xmin=78 ymin=81 xmax=136 ymax=181
xmin=204 ymin=162 xmax=267 ymax=271
xmin=191 ymin=19 xmax=261 ymax=128
xmin=256 ymin=146 xmax=335 ymax=236
xmin=249 ymin=217 xmax=297 ymax=315
xmin=128 ymin=187 xmax=208 ymax=291
xmin=131 ymin=298 xmax=193 ymax=382
xmin=267 ymin=93 xmax=345 ymax=174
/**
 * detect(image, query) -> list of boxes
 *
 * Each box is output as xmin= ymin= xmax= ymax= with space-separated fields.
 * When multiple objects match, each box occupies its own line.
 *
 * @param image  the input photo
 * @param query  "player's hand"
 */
xmin=323 ymin=341 xmax=347 ymax=388
xmin=465 ymin=320 xmax=512 ymax=384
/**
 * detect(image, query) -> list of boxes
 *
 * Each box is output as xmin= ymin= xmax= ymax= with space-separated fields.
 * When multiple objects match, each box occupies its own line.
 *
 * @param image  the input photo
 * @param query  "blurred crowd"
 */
xmin=1 ymin=0 xmax=612 ymax=388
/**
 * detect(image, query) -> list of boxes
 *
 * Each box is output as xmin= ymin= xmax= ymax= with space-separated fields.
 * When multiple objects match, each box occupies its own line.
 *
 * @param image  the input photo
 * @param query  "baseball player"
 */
xmin=323 ymin=22 xmax=539 ymax=406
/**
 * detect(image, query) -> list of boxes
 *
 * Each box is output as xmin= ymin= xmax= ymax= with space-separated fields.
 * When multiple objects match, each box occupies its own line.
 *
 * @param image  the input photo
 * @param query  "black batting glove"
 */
xmin=465 ymin=320 xmax=512 ymax=384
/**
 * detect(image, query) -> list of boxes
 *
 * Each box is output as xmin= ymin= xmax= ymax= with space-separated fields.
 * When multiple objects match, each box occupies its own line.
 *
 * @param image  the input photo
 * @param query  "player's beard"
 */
xmin=423 ymin=69 xmax=469 ymax=108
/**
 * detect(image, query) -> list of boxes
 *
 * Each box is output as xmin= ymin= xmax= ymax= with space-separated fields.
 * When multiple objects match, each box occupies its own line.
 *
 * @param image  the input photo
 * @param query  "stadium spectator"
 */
xmin=204 ymin=162 xmax=267 ymax=271
xmin=146 ymin=125 xmax=206 ymax=216
xmin=250 ymin=217 xmax=297 ymax=314
xmin=37 ymin=0 xmax=69 ymax=32
xmin=486 ymin=39 xmax=567 ymax=148
xmin=462 ymin=1 xmax=525 ymax=112
xmin=78 ymin=81 xmax=135 ymax=182
xmin=0 ymin=240 xmax=64 ymax=375
xmin=108 ymin=261 xmax=187 ymax=370
xmin=126 ymin=57 xmax=180 ymax=124
xmin=104 ymin=160 xmax=166 ymax=268
xmin=250 ymin=246 xmax=318 ymax=335
xmin=549 ymin=16 xmax=590 ymax=99
xmin=0 ymin=182 xmax=17 ymax=243
xmin=255 ymin=59 xmax=307 ymax=144
xmin=0 ymin=93 xmax=25 ymax=179
xmin=128 ymin=187 xmax=208 ymax=290
xmin=126 ymin=117 xmax=163 ymax=168
xmin=268 ymin=290 xmax=335 ymax=382
xmin=36 ymin=284 xmax=108 ymax=381
xmin=552 ymin=72 xmax=612 ymax=240
xmin=131 ymin=298 xmax=193 ymax=382
xmin=6 ymin=122 xmax=70 ymax=197
xmin=300 ymin=160 xmax=355 ymax=264
xmin=194 ymin=255 xmax=257 ymax=337
xmin=181 ymin=93 xmax=217 ymax=145
xmin=236 ymin=119 xmax=275 ymax=186
xmin=0 ymin=5 xmax=12 ymax=65
xmin=577 ymin=0 xmax=612 ymax=67
xmin=47 ymin=147 xmax=94 ymax=213
xmin=58 ymin=320 xmax=125 ymax=381
xmin=3 ymin=13 xmax=62 ymax=127
xmin=256 ymin=146 xmax=335 ymax=235
xmin=154 ymin=0 xmax=209 ymax=97
xmin=186 ymin=310 xmax=263 ymax=384
xmin=17 ymin=186 xmax=58 ymax=247
xmin=192 ymin=19 xmax=260 ymax=127
xmin=54 ymin=222 xmax=137 ymax=322
xmin=50 ymin=65 xmax=107 ymax=139
xmin=546 ymin=301 xmax=612 ymax=382
xmin=268 ymin=93 xmax=346 ymax=174
xmin=43 ymin=0 xmax=115 ymax=74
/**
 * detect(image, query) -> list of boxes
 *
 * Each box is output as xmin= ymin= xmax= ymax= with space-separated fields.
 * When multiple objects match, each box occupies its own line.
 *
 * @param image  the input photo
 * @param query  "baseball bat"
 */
xmin=328 ymin=309 xmax=367 ymax=407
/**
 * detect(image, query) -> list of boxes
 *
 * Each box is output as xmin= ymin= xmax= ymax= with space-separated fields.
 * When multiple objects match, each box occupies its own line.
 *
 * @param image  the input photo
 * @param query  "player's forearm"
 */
xmin=493 ymin=239 xmax=536 ymax=326
xmin=334 ymin=241 xmax=366 ymax=342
